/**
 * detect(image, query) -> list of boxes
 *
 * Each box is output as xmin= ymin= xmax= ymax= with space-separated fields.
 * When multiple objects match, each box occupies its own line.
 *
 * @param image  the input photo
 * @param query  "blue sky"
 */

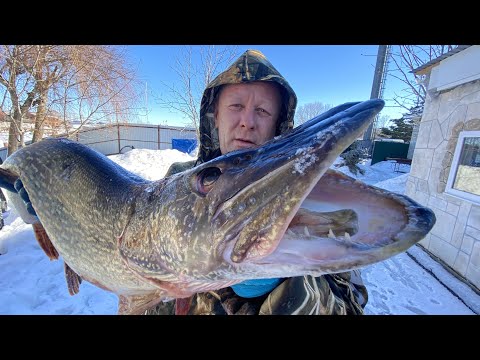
xmin=126 ymin=45 xmax=405 ymax=127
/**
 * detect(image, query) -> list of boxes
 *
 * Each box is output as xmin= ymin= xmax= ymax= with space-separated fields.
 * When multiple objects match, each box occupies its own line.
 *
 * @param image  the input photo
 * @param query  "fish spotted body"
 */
xmin=0 ymin=100 xmax=436 ymax=314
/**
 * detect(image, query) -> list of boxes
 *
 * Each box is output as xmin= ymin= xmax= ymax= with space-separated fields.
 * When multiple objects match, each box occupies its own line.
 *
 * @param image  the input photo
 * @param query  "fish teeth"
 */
xmin=345 ymin=232 xmax=351 ymax=240
xmin=328 ymin=228 xmax=335 ymax=238
xmin=304 ymin=226 xmax=310 ymax=236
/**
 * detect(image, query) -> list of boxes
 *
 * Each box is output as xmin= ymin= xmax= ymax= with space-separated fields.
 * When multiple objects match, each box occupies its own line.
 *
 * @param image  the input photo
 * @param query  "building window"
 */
xmin=446 ymin=130 xmax=480 ymax=203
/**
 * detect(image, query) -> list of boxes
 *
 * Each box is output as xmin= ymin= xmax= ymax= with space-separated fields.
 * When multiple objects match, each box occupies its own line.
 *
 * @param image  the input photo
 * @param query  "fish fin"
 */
xmin=175 ymin=296 xmax=193 ymax=315
xmin=117 ymin=292 xmax=165 ymax=315
xmin=64 ymin=262 xmax=82 ymax=296
xmin=32 ymin=223 xmax=59 ymax=260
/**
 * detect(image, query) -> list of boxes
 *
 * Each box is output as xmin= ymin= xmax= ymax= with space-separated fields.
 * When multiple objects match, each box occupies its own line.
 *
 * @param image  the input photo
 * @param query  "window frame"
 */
xmin=445 ymin=130 xmax=480 ymax=204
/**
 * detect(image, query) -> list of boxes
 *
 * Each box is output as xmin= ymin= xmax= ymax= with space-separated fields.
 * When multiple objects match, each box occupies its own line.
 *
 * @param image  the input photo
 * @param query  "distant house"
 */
xmin=24 ymin=111 xmax=66 ymax=135
xmin=406 ymin=45 xmax=480 ymax=290
xmin=0 ymin=110 xmax=70 ymax=147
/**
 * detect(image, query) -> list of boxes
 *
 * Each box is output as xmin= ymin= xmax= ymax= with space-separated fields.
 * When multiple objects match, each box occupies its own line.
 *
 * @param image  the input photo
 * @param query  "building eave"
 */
xmin=412 ymin=45 xmax=472 ymax=75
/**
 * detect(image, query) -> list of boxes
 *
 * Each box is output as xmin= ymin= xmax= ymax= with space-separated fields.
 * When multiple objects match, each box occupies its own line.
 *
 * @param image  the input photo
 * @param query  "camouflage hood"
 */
xmin=198 ymin=49 xmax=298 ymax=162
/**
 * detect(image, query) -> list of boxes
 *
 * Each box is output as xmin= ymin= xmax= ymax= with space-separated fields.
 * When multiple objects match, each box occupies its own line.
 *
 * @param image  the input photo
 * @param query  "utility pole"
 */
xmin=363 ymin=45 xmax=390 ymax=144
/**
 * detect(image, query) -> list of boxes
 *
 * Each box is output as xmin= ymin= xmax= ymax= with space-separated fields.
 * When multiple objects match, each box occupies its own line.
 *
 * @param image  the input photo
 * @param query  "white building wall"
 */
xmin=428 ymin=45 xmax=480 ymax=93
xmin=406 ymin=47 xmax=480 ymax=290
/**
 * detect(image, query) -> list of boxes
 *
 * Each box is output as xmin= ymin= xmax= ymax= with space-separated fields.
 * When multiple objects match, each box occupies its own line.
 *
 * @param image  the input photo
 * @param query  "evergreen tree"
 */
xmin=379 ymin=117 xmax=414 ymax=143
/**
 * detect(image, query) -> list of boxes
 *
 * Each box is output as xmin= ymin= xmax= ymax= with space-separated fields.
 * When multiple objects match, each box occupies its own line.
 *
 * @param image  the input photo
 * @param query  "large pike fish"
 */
xmin=0 ymin=99 xmax=436 ymax=314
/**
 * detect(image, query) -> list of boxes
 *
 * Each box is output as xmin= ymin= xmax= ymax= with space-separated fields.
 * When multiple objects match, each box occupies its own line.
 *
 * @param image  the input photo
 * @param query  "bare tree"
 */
xmin=156 ymin=45 xmax=239 ymax=140
xmin=0 ymin=45 xmax=142 ymax=156
xmin=375 ymin=114 xmax=391 ymax=130
xmin=386 ymin=45 xmax=457 ymax=114
xmin=0 ymin=46 xmax=39 ymax=154
xmin=294 ymin=101 xmax=333 ymax=126
xmin=51 ymin=46 xmax=142 ymax=138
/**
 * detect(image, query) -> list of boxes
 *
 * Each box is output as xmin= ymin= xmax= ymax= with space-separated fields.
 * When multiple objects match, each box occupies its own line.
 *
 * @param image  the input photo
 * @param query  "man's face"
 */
xmin=214 ymin=82 xmax=282 ymax=154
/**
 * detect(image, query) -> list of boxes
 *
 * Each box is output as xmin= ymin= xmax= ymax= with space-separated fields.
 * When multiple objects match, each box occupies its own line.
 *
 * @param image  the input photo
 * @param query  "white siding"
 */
xmin=429 ymin=46 xmax=480 ymax=93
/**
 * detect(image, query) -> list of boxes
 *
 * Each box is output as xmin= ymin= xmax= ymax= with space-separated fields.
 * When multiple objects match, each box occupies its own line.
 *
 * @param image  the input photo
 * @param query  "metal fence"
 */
xmin=0 ymin=123 xmax=197 ymax=161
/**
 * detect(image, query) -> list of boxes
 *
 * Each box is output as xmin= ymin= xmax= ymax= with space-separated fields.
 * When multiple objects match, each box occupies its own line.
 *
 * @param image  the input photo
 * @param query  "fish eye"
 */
xmin=195 ymin=167 xmax=222 ymax=196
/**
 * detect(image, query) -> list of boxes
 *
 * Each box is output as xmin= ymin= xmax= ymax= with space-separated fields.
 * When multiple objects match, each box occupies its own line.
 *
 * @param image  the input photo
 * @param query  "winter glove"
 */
xmin=13 ymin=179 xmax=37 ymax=217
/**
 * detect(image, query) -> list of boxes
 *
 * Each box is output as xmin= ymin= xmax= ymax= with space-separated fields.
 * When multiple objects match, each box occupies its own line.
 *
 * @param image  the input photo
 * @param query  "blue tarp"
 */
xmin=172 ymin=138 xmax=197 ymax=154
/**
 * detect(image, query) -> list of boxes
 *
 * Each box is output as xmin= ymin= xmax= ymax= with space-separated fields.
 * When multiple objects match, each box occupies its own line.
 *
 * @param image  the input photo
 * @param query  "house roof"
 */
xmin=412 ymin=45 xmax=472 ymax=75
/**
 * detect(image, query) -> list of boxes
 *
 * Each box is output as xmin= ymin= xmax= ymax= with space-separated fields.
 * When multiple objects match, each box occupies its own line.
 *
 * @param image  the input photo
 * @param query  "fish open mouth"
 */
xmin=218 ymin=169 xmax=435 ymax=276
xmin=207 ymin=99 xmax=435 ymax=274
xmin=242 ymin=170 xmax=435 ymax=272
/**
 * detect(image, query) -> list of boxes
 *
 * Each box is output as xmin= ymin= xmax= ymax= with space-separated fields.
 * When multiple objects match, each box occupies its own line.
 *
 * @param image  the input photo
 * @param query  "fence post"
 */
xmin=117 ymin=124 xmax=121 ymax=154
